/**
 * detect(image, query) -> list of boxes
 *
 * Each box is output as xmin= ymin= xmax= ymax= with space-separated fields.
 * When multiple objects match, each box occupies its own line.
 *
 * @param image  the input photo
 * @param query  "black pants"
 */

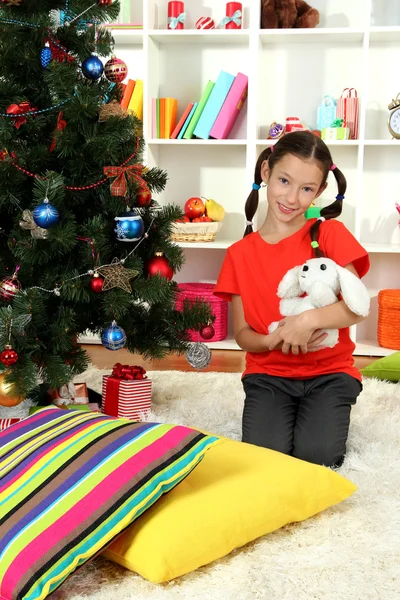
xmin=242 ymin=373 xmax=362 ymax=468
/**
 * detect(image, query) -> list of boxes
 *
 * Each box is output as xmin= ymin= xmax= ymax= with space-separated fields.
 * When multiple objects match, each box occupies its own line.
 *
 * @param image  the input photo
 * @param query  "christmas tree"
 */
xmin=0 ymin=0 xmax=213 ymax=402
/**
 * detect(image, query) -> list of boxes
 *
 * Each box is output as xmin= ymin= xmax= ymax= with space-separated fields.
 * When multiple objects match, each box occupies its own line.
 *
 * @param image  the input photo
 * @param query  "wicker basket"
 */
xmin=377 ymin=289 xmax=400 ymax=350
xmin=176 ymin=283 xmax=228 ymax=342
xmin=171 ymin=221 xmax=223 ymax=243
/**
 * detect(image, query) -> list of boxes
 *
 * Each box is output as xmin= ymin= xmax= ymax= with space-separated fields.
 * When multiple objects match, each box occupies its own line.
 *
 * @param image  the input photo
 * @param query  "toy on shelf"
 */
xmin=171 ymin=197 xmax=225 ymax=243
xmin=268 ymin=121 xmax=285 ymax=140
xmin=168 ymin=1 xmax=186 ymax=29
xmin=261 ymin=0 xmax=319 ymax=29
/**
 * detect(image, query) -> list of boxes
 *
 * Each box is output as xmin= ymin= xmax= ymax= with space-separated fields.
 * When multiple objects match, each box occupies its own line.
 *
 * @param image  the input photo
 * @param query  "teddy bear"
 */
xmin=268 ymin=257 xmax=370 ymax=350
xmin=261 ymin=0 xmax=320 ymax=29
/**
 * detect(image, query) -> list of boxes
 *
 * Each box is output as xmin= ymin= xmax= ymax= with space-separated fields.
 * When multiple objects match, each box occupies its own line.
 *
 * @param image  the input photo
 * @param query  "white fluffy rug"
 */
xmin=3 ymin=370 xmax=400 ymax=600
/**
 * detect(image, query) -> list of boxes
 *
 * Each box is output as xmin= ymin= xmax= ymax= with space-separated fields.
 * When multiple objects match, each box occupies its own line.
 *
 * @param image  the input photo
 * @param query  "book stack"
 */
xmin=121 ymin=79 xmax=143 ymax=120
xmin=151 ymin=98 xmax=179 ymax=139
xmin=151 ymin=71 xmax=248 ymax=140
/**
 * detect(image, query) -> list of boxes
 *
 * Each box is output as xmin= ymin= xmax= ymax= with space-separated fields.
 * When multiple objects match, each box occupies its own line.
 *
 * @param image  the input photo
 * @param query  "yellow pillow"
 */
xmin=103 ymin=438 xmax=357 ymax=583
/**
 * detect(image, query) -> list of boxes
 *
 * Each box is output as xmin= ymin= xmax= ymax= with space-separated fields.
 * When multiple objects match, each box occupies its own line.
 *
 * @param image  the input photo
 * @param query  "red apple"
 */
xmin=192 ymin=217 xmax=203 ymax=222
xmin=200 ymin=216 xmax=212 ymax=222
xmin=184 ymin=197 xmax=205 ymax=220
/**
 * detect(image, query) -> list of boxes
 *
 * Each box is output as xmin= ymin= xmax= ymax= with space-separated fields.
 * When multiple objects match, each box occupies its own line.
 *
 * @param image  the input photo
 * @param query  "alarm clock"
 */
xmin=388 ymin=93 xmax=400 ymax=139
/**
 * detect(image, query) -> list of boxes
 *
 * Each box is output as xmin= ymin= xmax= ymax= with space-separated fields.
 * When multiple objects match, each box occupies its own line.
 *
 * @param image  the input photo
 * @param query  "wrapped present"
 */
xmin=0 ymin=418 xmax=22 ymax=431
xmin=50 ymin=382 xmax=89 ymax=406
xmin=102 ymin=363 xmax=152 ymax=421
xmin=317 ymin=95 xmax=337 ymax=131
xmin=321 ymin=118 xmax=350 ymax=141
xmin=336 ymin=88 xmax=359 ymax=140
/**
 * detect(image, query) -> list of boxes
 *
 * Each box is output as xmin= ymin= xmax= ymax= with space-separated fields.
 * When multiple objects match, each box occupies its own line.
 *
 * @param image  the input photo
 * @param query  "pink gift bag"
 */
xmin=336 ymin=88 xmax=359 ymax=140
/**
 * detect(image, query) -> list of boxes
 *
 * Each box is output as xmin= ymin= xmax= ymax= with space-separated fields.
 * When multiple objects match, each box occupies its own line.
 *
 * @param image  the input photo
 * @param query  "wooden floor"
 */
xmin=83 ymin=345 xmax=376 ymax=372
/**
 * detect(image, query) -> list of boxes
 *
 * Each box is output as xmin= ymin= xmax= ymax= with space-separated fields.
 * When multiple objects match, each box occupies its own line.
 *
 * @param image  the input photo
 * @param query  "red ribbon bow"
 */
xmin=6 ymin=102 xmax=37 ymax=129
xmin=112 ymin=363 xmax=147 ymax=380
xmin=50 ymin=111 xmax=67 ymax=152
xmin=103 ymin=164 xmax=146 ymax=197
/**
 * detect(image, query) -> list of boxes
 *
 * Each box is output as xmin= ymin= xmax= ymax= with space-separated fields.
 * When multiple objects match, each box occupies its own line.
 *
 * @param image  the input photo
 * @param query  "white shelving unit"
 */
xmin=103 ymin=0 xmax=400 ymax=356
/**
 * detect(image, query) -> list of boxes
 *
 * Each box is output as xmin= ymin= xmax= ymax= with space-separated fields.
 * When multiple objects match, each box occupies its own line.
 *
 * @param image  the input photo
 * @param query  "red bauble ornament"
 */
xmin=200 ymin=324 xmax=215 ymax=340
xmin=0 ymin=275 xmax=21 ymax=302
xmin=98 ymin=0 xmax=112 ymax=4
xmin=146 ymin=253 xmax=174 ymax=280
xmin=135 ymin=183 xmax=152 ymax=207
xmin=104 ymin=56 xmax=128 ymax=83
xmin=0 ymin=345 xmax=19 ymax=367
xmin=89 ymin=273 xmax=104 ymax=293
xmin=195 ymin=16 xmax=215 ymax=29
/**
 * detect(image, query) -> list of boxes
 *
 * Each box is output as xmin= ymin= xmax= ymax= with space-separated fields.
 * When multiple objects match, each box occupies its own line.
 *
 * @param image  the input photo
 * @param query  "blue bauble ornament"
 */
xmin=101 ymin=320 xmax=127 ymax=351
xmin=115 ymin=210 xmax=144 ymax=242
xmin=32 ymin=200 xmax=60 ymax=229
xmin=40 ymin=43 xmax=52 ymax=68
xmin=81 ymin=54 xmax=104 ymax=80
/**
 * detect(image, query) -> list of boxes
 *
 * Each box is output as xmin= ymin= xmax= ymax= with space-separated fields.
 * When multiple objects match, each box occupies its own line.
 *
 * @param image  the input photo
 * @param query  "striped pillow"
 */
xmin=0 ymin=407 xmax=219 ymax=600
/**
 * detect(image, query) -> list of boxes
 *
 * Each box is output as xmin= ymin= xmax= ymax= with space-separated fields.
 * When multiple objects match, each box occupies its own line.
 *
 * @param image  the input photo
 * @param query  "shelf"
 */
xmin=177 ymin=239 xmax=234 ymax=249
xmin=369 ymin=26 xmax=400 ymax=42
xmin=148 ymin=139 xmax=247 ymax=146
xmin=148 ymin=30 xmax=250 ymax=46
xmin=363 ymin=243 xmax=400 ymax=253
xmin=354 ymin=340 xmax=397 ymax=357
xmin=206 ymin=337 xmax=239 ymax=351
xmin=109 ymin=29 xmax=143 ymax=46
xmin=364 ymin=140 xmax=400 ymax=146
xmin=257 ymin=139 xmax=360 ymax=147
xmin=259 ymin=28 xmax=365 ymax=44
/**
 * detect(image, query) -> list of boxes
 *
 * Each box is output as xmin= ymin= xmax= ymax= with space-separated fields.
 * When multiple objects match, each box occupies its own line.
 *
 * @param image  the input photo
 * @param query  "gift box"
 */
xmin=321 ymin=126 xmax=350 ymax=141
xmin=50 ymin=382 xmax=89 ymax=406
xmin=102 ymin=363 xmax=152 ymax=421
xmin=0 ymin=418 xmax=22 ymax=431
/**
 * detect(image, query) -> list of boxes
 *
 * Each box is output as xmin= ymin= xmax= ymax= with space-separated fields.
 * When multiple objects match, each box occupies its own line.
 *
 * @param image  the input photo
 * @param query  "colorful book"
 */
xmin=183 ymin=81 xmax=215 ymax=139
xmin=164 ymin=98 xmax=178 ymax=139
xmin=171 ymin=102 xmax=195 ymax=139
xmin=128 ymin=79 xmax=143 ymax=120
xmin=121 ymin=79 xmax=135 ymax=110
xmin=194 ymin=71 xmax=235 ymax=139
xmin=151 ymin=98 xmax=157 ymax=139
xmin=156 ymin=99 xmax=160 ymax=138
xmin=160 ymin=98 xmax=166 ymax=138
xmin=210 ymin=73 xmax=248 ymax=139
xmin=178 ymin=102 xmax=198 ymax=139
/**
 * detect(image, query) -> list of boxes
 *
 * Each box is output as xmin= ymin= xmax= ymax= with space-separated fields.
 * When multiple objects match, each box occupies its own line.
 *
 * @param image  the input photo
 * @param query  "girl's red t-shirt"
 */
xmin=214 ymin=219 xmax=370 ymax=381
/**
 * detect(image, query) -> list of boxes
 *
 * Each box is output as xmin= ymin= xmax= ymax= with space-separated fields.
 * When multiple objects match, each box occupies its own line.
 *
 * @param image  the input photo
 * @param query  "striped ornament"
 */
xmin=0 ymin=277 xmax=20 ymax=302
xmin=0 ymin=407 xmax=219 ymax=600
xmin=195 ymin=16 xmax=215 ymax=29
xmin=102 ymin=376 xmax=152 ymax=420
xmin=0 ymin=418 xmax=21 ymax=431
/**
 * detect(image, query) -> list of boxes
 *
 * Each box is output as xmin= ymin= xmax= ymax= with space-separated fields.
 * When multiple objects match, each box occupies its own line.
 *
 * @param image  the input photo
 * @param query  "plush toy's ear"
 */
xmin=277 ymin=265 xmax=302 ymax=299
xmin=336 ymin=265 xmax=370 ymax=317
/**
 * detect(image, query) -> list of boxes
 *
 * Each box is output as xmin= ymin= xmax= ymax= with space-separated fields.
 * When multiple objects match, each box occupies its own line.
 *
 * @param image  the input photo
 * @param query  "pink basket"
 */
xmin=176 ymin=283 xmax=228 ymax=342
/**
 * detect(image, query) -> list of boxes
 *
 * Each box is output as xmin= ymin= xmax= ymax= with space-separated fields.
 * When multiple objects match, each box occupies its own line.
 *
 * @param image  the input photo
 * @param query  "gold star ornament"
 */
xmin=97 ymin=258 xmax=138 ymax=293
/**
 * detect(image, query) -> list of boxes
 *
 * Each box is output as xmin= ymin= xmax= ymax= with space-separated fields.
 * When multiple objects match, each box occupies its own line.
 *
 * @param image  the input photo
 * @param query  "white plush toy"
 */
xmin=268 ymin=257 xmax=370 ymax=350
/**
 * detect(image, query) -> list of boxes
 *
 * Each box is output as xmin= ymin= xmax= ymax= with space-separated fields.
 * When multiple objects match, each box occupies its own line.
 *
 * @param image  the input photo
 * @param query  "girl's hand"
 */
xmin=276 ymin=314 xmax=327 ymax=355
xmin=267 ymin=322 xmax=328 ymax=354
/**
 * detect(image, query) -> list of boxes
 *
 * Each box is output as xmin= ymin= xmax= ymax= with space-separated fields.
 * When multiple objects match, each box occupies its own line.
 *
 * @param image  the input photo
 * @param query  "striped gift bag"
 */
xmin=102 ymin=364 xmax=152 ymax=420
xmin=336 ymin=88 xmax=359 ymax=139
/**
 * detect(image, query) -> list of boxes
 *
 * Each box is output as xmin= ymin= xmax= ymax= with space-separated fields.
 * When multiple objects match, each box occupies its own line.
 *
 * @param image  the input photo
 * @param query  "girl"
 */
xmin=214 ymin=131 xmax=370 ymax=468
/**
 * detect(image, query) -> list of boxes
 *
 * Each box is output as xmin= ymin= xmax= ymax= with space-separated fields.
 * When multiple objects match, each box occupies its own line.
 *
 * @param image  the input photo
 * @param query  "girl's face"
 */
xmin=261 ymin=153 xmax=327 ymax=225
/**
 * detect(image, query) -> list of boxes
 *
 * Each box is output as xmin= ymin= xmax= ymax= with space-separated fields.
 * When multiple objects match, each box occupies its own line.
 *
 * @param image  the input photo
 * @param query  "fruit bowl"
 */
xmin=171 ymin=221 xmax=223 ymax=243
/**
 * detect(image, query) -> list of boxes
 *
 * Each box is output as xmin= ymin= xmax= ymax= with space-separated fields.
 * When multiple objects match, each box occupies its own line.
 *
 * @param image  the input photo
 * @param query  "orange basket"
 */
xmin=377 ymin=289 xmax=400 ymax=350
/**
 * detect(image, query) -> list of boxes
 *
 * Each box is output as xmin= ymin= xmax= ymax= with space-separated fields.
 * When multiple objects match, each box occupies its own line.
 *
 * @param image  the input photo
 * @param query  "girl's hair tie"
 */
xmin=246 ymin=220 xmax=253 ymax=226
xmin=330 ymin=164 xmax=337 ymax=171
xmin=252 ymin=183 xmax=261 ymax=191
xmin=318 ymin=216 xmax=326 ymax=222
xmin=270 ymin=145 xmax=274 ymax=152
xmin=336 ymin=194 xmax=345 ymax=201
xmin=311 ymin=241 xmax=319 ymax=249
